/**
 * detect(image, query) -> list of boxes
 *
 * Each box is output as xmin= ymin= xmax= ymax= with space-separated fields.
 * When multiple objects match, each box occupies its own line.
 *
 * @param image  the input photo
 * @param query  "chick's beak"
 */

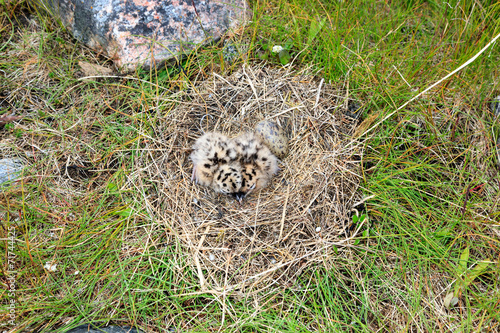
xmin=233 ymin=192 xmax=245 ymax=203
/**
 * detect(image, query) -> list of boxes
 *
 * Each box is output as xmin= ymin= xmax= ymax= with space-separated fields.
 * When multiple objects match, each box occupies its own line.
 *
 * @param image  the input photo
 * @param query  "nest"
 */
xmin=138 ymin=64 xmax=364 ymax=291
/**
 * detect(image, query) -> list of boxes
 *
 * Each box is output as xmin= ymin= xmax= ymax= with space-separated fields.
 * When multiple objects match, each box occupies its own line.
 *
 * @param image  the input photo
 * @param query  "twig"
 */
xmin=279 ymin=185 xmax=290 ymax=240
xmin=313 ymin=78 xmax=324 ymax=110
xmin=265 ymin=105 xmax=305 ymax=120
xmin=194 ymin=225 xmax=210 ymax=289
xmin=242 ymin=64 xmax=259 ymax=101
xmin=358 ymin=32 xmax=500 ymax=138
xmin=392 ymin=64 xmax=412 ymax=88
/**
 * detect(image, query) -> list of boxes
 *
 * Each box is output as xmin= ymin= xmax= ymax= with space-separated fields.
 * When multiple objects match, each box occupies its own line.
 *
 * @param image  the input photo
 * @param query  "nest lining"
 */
xmin=140 ymin=64 xmax=364 ymax=290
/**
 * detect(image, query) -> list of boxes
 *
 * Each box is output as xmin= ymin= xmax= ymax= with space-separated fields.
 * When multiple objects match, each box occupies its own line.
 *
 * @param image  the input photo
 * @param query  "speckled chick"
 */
xmin=231 ymin=132 xmax=280 ymax=201
xmin=190 ymin=132 xmax=239 ymax=190
xmin=211 ymin=162 xmax=243 ymax=195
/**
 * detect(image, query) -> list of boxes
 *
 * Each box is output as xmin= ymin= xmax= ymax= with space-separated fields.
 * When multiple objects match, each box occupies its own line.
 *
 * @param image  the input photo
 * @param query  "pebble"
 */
xmin=223 ymin=41 xmax=240 ymax=64
xmin=345 ymin=100 xmax=362 ymax=120
xmin=0 ymin=158 xmax=24 ymax=188
xmin=43 ymin=262 xmax=57 ymax=272
xmin=491 ymin=95 xmax=500 ymax=118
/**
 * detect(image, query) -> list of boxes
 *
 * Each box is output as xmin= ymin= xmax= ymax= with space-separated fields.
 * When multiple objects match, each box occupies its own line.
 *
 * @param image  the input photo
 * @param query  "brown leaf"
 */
xmin=78 ymin=61 xmax=114 ymax=77
xmin=0 ymin=115 xmax=22 ymax=127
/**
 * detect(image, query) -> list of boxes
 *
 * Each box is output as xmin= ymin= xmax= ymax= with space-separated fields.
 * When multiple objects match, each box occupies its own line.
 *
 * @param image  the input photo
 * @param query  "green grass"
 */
xmin=1 ymin=0 xmax=500 ymax=331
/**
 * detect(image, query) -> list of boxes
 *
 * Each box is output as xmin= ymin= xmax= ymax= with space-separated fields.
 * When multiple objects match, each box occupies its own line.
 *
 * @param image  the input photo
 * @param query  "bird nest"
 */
xmin=143 ymin=64 xmax=364 ymax=291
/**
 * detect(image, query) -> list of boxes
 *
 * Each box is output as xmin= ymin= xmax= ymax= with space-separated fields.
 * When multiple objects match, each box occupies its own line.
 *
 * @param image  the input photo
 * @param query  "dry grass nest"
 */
xmin=143 ymin=64 xmax=366 ymax=291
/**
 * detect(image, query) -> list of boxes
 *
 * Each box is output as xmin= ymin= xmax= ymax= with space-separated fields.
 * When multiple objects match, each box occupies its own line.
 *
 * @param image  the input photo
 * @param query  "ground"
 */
xmin=0 ymin=0 xmax=499 ymax=332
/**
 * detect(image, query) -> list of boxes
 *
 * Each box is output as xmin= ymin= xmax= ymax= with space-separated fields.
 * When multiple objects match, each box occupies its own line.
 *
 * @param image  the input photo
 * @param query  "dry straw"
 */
xmin=142 ymin=64 xmax=365 ymax=292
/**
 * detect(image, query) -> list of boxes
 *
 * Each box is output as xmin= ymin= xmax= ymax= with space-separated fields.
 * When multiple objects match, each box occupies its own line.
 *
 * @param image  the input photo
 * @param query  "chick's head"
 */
xmin=211 ymin=163 xmax=243 ymax=195
xmin=237 ymin=164 xmax=269 ymax=196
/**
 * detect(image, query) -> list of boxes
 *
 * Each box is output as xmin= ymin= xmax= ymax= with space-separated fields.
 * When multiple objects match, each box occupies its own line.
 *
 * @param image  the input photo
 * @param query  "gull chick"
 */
xmin=231 ymin=132 xmax=279 ymax=201
xmin=190 ymin=132 xmax=242 ymax=195
xmin=211 ymin=162 xmax=243 ymax=195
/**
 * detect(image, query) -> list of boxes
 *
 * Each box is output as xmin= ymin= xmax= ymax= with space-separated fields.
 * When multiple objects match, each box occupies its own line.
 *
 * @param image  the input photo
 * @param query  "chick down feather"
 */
xmin=190 ymin=132 xmax=242 ymax=194
xmin=231 ymin=132 xmax=279 ymax=199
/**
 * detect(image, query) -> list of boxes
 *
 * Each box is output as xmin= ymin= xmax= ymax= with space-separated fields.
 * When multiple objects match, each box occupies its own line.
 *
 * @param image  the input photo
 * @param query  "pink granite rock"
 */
xmin=39 ymin=0 xmax=248 ymax=71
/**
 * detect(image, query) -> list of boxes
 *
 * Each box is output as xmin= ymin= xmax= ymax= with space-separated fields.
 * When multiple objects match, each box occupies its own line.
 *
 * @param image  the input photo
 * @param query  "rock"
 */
xmin=38 ymin=0 xmax=249 ymax=71
xmin=0 ymin=158 xmax=24 ymax=188
xmin=66 ymin=325 xmax=143 ymax=333
xmin=490 ymin=95 xmax=500 ymax=118
xmin=345 ymin=100 xmax=362 ymax=120
xmin=0 ymin=115 xmax=22 ymax=128
xmin=78 ymin=61 xmax=114 ymax=76
xmin=443 ymin=292 xmax=459 ymax=309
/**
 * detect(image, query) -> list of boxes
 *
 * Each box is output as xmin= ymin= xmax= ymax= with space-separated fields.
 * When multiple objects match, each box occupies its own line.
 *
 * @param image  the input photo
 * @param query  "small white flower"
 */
xmin=272 ymin=45 xmax=283 ymax=53
xmin=209 ymin=254 xmax=215 ymax=261
xmin=43 ymin=262 xmax=57 ymax=272
xmin=315 ymin=227 xmax=321 ymax=232
xmin=74 ymin=270 xmax=80 ymax=275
